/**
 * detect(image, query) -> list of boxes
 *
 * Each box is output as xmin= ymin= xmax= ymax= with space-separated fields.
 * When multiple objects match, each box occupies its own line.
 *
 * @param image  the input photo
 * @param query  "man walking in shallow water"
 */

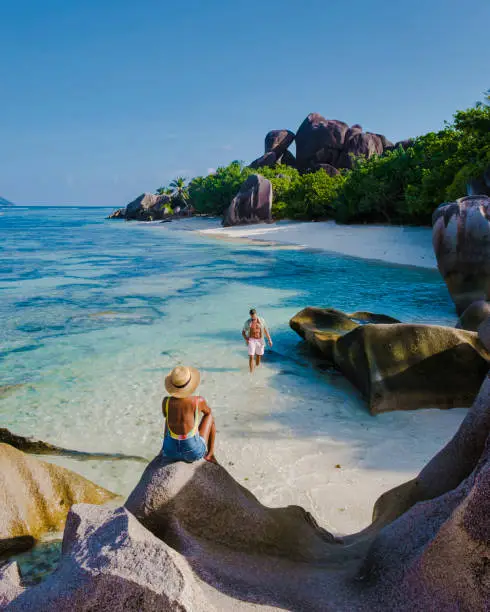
xmin=242 ymin=308 xmax=273 ymax=373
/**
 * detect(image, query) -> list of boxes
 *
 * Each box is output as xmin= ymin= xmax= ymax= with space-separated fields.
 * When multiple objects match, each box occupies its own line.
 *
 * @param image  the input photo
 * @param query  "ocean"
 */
xmin=0 ymin=206 xmax=464 ymax=538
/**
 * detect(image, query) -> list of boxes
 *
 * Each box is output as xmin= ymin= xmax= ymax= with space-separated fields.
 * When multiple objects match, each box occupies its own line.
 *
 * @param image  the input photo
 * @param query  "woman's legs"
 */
xmin=199 ymin=412 xmax=216 ymax=462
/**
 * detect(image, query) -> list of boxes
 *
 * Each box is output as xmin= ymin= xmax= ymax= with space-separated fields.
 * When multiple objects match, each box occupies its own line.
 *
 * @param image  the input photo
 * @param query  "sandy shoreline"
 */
xmin=160 ymin=217 xmax=438 ymax=269
xmin=132 ymin=214 xmax=464 ymax=539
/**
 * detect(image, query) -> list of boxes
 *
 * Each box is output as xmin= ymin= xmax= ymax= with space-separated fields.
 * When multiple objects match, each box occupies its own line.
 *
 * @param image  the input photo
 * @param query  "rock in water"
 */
xmin=289 ymin=307 xmax=400 ymax=361
xmin=290 ymin=307 xmax=490 ymax=414
xmin=106 ymin=208 xmax=125 ymax=219
xmin=0 ymin=444 xmax=117 ymax=542
xmin=222 ymin=174 xmax=273 ymax=227
xmin=124 ymin=192 xmax=171 ymax=221
xmin=432 ymin=195 xmax=490 ymax=315
xmin=6 ymin=505 xmax=207 ymax=611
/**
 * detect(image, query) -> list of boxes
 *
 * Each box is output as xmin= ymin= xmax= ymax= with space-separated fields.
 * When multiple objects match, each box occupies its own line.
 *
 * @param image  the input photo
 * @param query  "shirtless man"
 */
xmin=242 ymin=308 xmax=273 ymax=373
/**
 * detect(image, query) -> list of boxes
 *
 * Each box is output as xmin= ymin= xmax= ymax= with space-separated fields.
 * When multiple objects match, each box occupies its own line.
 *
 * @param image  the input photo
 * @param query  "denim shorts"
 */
xmin=162 ymin=433 xmax=207 ymax=462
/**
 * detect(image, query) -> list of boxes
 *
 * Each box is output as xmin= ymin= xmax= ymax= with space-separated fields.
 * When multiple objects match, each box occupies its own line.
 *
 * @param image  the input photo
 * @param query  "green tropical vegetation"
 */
xmin=155 ymin=177 xmax=190 ymax=210
xmin=166 ymin=96 xmax=490 ymax=225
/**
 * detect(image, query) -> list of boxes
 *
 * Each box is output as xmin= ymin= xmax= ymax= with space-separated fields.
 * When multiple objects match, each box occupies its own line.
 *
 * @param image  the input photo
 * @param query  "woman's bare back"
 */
xmin=163 ymin=396 xmax=201 ymax=437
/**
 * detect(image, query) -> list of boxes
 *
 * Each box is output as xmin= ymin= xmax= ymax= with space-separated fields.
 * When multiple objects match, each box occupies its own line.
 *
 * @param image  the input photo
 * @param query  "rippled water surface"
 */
xmin=1 ymin=207 xmax=463 ymax=535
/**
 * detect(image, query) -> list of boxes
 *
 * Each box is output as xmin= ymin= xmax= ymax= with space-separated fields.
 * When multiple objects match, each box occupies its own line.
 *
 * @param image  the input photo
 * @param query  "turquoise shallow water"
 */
xmin=1 ymin=207 xmax=464 ymax=536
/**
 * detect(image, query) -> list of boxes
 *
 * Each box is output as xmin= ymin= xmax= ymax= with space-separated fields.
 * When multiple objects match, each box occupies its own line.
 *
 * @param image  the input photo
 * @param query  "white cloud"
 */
xmin=221 ymin=144 xmax=233 ymax=151
xmin=207 ymin=167 xmax=216 ymax=175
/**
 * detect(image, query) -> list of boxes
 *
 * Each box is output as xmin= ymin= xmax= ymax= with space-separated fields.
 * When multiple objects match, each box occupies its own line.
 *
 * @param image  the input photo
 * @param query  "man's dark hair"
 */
xmin=249 ymin=308 xmax=256 ymax=315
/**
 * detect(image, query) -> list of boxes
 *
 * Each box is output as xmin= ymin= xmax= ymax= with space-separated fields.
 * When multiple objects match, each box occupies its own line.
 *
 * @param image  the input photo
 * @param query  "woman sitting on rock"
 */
xmin=162 ymin=366 xmax=216 ymax=463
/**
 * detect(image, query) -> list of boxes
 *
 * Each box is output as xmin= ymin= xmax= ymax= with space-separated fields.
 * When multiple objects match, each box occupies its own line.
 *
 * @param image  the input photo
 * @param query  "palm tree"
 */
xmin=169 ymin=177 xmax=189 ymax=204
xmin=155 ymin=186 xmax=174 ymax=199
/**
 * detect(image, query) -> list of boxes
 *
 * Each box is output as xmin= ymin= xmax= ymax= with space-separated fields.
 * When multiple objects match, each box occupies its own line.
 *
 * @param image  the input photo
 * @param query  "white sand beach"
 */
xmin=117 ymin=215 xmax=466 ymax=538
xmin=164 ymin=217 xmax=438 ymax=269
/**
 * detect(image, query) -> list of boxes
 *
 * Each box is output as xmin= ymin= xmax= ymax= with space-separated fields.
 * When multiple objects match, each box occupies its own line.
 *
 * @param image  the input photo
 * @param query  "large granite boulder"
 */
xmin=280 ymin=149 xmax=297 ymax=168
xmin=126 ymin=456 xmax=336 ymax=563
xmin=264 ymin=129 xmax=295 ymax=157
xmin=289 ymin=307 xmax=400 ymax=361
xmin=248 ymin=151 xmax=277 ymax=170
xmin=6 ymin=504 xmax=207 ymax=611
xmin=356 ymin=372 xmax=490 ymax=610
xmin=222 ymin=174 xmax=273 ymax=227
xmin=0 ymin=444 xmax=117 ymax=543
xmin=339 ymin=131 xmax=384 ymax=169
xmin=7 ymin=377 xmax=490 ymax=610
xmin=290 ymin=307 xmax=490 ymax=414
xmin=295 ymin=113 xmax=349 ymax=170
xmin=124 ymin=192 xmax=171 ymax=221
xmin=0 ymin=563 xmax=24 ymax=607
xmin=311 ymin=163 xmax=340 ymax=176
xmin=456 ymin=300 xmax=490 ymax=332
xmin=249 ymin=130 xmax=297 ymax=170
xmin=124 ymin=385 xmax=490 ymax=611
xmin=433 ymin=195 xmax=490 ymax=314
xmin=106 ymin=208 xmax=125 ymax=219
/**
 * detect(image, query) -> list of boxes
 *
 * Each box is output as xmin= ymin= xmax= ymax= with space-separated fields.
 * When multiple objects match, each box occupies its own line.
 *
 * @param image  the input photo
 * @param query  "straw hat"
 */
xmin=165 ymin=365 xmax=201 ymax=398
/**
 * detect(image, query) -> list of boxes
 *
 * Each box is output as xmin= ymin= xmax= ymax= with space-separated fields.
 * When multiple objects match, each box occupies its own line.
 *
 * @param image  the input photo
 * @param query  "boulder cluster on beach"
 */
xmin=2 ymin=196 xmax=490 ymax=610
xmin=108 ymin=111 xmax=415 ymax=226
xmin=249 ymin=113 xmax=411 ymax=175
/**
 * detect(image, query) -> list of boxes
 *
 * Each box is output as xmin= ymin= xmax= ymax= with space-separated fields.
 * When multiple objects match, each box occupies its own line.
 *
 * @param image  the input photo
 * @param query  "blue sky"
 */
xmin=1 ymin=0 xmax=489 ymax=206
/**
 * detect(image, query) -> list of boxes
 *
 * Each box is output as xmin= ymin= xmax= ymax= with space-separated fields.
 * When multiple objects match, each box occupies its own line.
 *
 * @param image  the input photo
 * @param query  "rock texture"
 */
xmin=249 ymin=130 xmax=296 ymax=170
xmin=289 ymin=307 xmax=400 ymax=362
xmin=107 ymin=193 xmax=172 ymax=221
xmin=355 ymin=370 xmax=490 ymax=610
xmin=290 ymin=307 xmax=490 ymax=414
xmin=0 ymin=444 xmax=117 ymax=543
xmin=222 ymin=174 xmax=273 ymax=227
xmin=125 ymin=192 xmax=171 ymax=221
xmin=264 ymin=129 xmax=295 ymax=158
xmin=296 ymin=114 xmax=349 ymax=170
xmin=6 ymin=376 xmax=490 ymax=610
xmin=248 ymin=116 xmax=407 ymax=175
xmin=293 ymin=113 xmax=395 ymax=173
xmin=123 ymin=385 xmax=490 ymax=611
xmin=6 ymin=504 xmax=207 ymax=611
xmin=106 ymin=208 xmax=125 ymax=219
xmin=248 ymin=151 xmax=277 ymax=170
xmin=126 ymin=456 xmax=336 ymax=563
xmin=433 ymin=195 xmax=490 ymax=314
xmin=0 ymin=536 xmax=35 ymax=559
xmin=0 ymin=563 xmax=24 ymax=607
xmin=456 ymin=300 xmax=490 ymax=332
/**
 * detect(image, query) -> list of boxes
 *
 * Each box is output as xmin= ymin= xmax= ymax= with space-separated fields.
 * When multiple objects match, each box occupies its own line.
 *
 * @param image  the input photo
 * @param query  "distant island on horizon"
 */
xmin=0 ymin=196 xmax=15 ymax=206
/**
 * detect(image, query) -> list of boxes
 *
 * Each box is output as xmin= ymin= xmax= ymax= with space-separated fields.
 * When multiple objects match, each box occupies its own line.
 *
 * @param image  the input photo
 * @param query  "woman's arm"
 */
xmin=198 ymin=396 xmax=212 ymax=416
